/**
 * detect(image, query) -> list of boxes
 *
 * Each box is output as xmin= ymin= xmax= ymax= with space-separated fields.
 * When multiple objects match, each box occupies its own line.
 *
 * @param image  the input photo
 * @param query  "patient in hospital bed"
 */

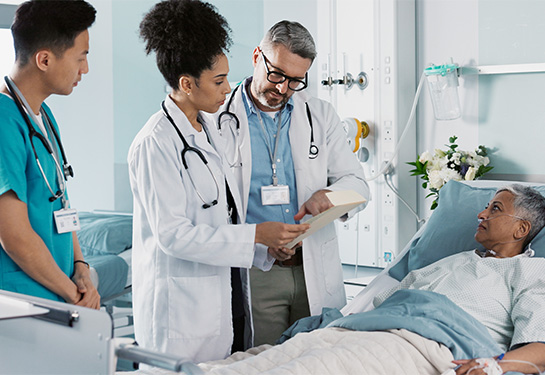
xmin=132 ymin=184 xmax=545 ymax=375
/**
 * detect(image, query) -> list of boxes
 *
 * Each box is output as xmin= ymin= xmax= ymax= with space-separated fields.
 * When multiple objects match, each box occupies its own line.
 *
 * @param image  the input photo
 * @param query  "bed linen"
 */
xmin=377 ymin=251 xmax=545 ymax=351
xmin=279 ymin=289 xmax=500 ymax=360
xmin=77 ymin=212 xmax=133 ymax=300
xmin=123 ymin=289 xmax=496 ymax=375
xmin=85 ymin=254 xmax=128 ymax=301
xmin=127 ymin=327 xmax=454 ymax=375
xmin=330 ymin=289 xmax=501 ymax=360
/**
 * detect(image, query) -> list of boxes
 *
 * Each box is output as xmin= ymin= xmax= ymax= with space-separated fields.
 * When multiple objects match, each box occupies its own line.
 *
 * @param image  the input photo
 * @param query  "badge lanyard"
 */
xmin=254 ymin=108 xmax=290 ymax=206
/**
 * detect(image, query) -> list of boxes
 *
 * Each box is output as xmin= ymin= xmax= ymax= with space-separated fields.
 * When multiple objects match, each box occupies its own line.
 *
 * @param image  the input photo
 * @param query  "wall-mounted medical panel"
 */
xmin=316 ymin=0 xmax=416 ymax=268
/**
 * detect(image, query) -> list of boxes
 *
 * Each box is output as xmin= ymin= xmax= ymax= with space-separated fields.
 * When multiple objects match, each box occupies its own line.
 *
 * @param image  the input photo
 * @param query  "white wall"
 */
xmin=414 ymin=0 xmax=545 ymax=217
xmin=47 ymin=0 xmax=116 ymax=212
xmin=50 ymin=0 xmax=318 ymax=212
xmin=8 ymin=0 xmax=543 ymax=219
xmin=415 ymin=0 xmax=480 ymax=215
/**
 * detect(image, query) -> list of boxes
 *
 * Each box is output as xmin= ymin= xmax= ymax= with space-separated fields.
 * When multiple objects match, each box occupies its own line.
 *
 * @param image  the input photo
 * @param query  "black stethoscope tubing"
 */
xmin=161 ymin=101 xmax=219 ymax=209
xmin=217 ymin=84 xmax=241 ymax=136
xmin=4 ymin=76 xmax=73 ymax=202
xmin=305 ymin=102 xmax=319 ymax=159
xmin=217 ymin=83 xmax=319 ymax=159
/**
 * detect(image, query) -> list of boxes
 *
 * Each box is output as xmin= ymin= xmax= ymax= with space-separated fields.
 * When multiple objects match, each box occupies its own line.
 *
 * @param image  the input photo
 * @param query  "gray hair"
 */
xmin=260 ymin=20 xmax=317 ymax=62
xmin=496 ymin=184 xmax=545 ymax=248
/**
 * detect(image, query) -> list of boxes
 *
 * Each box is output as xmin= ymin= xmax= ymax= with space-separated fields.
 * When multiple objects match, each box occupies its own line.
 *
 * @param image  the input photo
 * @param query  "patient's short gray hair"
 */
xmin=260 ymin=20 xmax=317 ymax=62
xmin=496 ymin=184 xmax=545 ymax=248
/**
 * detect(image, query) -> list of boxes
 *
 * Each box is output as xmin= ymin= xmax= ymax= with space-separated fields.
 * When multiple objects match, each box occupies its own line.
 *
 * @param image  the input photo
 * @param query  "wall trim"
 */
xmin=485 ymin=173 xmax=545 ymax=183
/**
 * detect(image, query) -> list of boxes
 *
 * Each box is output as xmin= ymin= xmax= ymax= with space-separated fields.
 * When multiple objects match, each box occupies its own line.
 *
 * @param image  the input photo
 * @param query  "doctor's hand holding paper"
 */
xmin=215 ymin=20 xmax=370 ymax=347
xmin=128 ymin=0 xmax=308 ymax=365
xmin=293 ymin=189 xmax=334 ymax=220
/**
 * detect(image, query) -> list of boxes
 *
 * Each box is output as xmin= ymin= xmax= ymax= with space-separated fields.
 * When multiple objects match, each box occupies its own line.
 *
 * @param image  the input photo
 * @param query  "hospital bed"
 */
xmin=121 ymin=179 xmax=545 ymax=374
xmin=343 ymin=179 xmax=545 ymax=316
xmin=0 ymin=289 xmax=201 ymax=375
xmin=77 ymin=211 xmax=134 ymax=336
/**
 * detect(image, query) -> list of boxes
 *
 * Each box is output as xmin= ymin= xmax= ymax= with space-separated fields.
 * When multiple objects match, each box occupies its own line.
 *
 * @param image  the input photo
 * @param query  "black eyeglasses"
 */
xmin=260 ymin=51 xmax=308 ymax=92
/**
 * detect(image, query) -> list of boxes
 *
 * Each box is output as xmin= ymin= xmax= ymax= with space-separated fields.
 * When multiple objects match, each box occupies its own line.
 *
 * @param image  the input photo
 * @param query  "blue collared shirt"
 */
xmin=241 ymin=81 xmax=299 ymax=225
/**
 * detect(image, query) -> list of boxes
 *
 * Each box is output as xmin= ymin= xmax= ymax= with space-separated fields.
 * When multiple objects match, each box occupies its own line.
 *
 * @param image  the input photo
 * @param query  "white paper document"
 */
xmin=285 ymin=190 xmax=366 ymax=249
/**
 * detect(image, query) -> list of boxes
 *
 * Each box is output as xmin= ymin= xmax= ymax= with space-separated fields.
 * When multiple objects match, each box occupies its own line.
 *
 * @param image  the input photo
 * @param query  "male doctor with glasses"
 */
xmin=215 ymin=20 xmax=370 ymax=346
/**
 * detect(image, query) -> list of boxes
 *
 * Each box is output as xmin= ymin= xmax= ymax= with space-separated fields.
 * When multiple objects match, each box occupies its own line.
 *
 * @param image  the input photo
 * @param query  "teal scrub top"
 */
xmin=0 ymin=94 xmax=73 ymax=302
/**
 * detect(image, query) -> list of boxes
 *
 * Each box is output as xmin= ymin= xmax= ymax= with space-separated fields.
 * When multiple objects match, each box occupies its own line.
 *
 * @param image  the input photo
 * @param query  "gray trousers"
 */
xmin=249 ymin=264 xmax=311 ymax=346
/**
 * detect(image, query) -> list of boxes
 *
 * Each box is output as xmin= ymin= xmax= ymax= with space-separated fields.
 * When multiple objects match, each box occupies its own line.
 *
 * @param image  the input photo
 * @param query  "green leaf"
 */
xmin=476 ymin=165 xmax=494 ymax=177
xmin=476 ymin=145 xmax=488 ymax=156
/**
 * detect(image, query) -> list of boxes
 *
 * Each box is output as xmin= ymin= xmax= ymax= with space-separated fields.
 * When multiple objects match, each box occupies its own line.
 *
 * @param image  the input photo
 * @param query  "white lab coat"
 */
xmin=128 ymin=95 xmax=272 ymax=363
xmin=215 ymin=78 xmax=371 ymax=315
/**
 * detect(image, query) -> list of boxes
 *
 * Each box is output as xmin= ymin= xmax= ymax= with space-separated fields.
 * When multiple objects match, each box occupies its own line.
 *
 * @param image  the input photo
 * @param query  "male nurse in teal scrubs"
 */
xmin=0 ymin=0 xmax=100 ymax=308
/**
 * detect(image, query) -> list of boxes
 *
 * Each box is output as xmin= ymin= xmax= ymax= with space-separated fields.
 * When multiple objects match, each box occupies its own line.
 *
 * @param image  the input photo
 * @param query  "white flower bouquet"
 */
xmin=408 ymin=136 xmax=493 ymax=209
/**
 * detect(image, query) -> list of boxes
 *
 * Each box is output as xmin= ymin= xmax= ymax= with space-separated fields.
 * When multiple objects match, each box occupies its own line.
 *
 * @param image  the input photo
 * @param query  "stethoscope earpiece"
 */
xmin=49 ymin=191 xmax=63 ymax=202
xmin=202 ymin=200 xmax=218 ymax=209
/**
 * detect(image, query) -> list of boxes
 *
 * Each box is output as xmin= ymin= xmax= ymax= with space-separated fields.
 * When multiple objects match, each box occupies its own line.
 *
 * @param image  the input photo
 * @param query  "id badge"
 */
xmin=261 ymin=185 xmax=290 ymax=206
xmin=53 ymin=208 xmax=81 ymax=234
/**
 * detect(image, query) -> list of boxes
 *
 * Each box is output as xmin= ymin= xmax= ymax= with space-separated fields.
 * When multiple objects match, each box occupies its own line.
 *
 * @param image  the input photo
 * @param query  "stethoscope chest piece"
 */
xmin=309 ymin=144 xmax=319 ymax=159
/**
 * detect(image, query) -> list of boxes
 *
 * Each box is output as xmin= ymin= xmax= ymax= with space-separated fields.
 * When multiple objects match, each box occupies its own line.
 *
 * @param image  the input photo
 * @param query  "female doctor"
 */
xmin=128 ymin=0 xmax=309 ymax=363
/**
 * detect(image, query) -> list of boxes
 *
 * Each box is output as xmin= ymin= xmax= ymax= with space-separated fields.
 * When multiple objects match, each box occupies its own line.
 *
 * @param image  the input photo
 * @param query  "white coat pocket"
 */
xmin=167 ymin=275 xmax=221 ymax=339
xmin=321 ymin=237 xmax=343 ymax=295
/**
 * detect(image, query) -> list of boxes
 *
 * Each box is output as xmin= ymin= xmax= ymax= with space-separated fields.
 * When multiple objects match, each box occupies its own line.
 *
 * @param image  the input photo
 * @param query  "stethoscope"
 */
xmin=217 ymin=82 xmax=319 ymax=160
xmin=161 ymin=101 xmax=220 ymax=209
xmin=4 ymin=76 xmax=73 ymax=203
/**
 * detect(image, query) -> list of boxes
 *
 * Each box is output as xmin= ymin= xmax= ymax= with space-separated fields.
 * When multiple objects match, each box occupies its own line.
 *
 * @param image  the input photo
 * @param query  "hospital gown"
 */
xmin=374 ymin=250 xmax=545 ymax=351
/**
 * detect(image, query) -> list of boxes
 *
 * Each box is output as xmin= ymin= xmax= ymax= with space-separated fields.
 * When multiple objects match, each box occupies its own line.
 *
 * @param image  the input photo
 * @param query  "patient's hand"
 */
xmin=454 ymin=343 xmax=545 ymax=375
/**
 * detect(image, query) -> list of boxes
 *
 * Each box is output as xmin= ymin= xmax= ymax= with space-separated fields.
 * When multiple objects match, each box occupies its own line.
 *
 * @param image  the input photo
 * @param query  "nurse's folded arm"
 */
xmin=0 ymin=190 xmax=81 ymax=304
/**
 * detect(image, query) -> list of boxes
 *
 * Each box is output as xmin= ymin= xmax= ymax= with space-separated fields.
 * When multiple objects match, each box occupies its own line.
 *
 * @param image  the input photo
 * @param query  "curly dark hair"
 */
xmin=12 ymin=0 xmax=96 ymax=65
xmin=139 ymin=0 xmax=232 ymax=90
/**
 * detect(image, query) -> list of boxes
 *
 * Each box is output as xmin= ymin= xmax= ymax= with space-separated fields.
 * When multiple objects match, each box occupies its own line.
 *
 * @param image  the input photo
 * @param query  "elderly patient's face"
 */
xmin=475 ymin=191 xmax=522 ymax=249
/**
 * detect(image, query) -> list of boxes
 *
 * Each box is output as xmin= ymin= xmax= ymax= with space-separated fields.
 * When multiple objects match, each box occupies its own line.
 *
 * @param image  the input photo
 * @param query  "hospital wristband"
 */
xmin=74 ymin=260 xmax=90 ymax=268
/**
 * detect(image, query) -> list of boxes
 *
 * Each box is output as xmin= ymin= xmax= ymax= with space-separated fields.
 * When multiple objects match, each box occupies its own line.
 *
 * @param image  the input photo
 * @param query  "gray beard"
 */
xmin=255 ymin=91 xmax=286 ymax=110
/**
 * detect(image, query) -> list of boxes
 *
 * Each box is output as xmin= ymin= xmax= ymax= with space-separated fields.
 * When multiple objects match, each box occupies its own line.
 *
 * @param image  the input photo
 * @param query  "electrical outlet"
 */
xmin=384 ymin=127 xmax=393 ymax=142
xmin=383 ymin=251 xmax=393 ymax=263
xmin=384 ymin=193 xmax=393 ymax=206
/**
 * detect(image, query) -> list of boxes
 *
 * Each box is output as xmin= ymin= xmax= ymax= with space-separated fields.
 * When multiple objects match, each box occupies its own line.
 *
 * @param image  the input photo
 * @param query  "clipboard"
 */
xmin=285 ymin=190 xmax=366 ymax=249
